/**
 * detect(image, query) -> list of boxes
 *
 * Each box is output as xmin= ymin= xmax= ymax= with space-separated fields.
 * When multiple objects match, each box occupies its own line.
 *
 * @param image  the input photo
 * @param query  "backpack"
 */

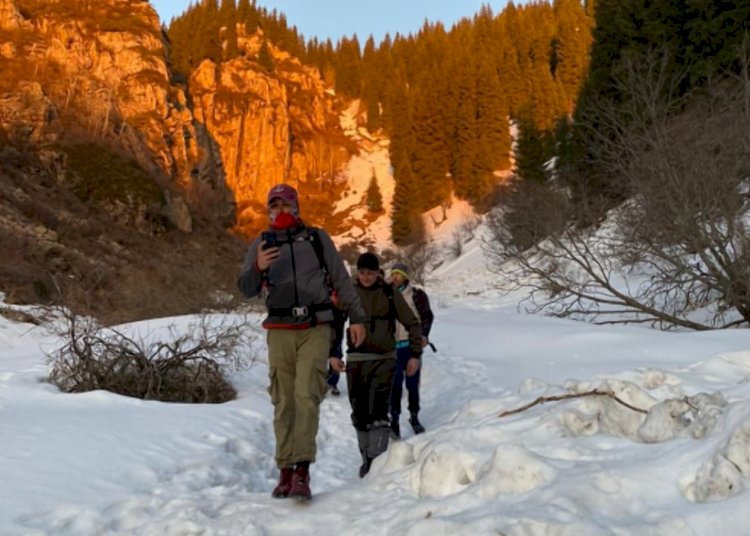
xmin=261 ymin=226 xmax=329 ymax=286
xmin=369 ymin=282 xmax=396 ymax=334
xmin=410 ymin=285 xmax=434 ymax=336
xmin=261 ymin=227 xmax=334 ymax=323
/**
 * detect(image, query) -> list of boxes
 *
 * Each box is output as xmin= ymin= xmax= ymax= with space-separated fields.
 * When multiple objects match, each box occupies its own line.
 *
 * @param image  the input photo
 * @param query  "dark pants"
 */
xmin=390 ymin=345 xmax=420 ymax=418
xmin=327 ymin=365 xmax=340 ymax=388
xmin=346 ymin=358 xmax=396 ymax=431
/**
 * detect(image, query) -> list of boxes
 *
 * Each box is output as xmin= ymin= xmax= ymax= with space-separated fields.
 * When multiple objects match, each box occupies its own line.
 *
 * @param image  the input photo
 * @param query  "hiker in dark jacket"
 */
xmin=329 ymin=252 xmax=422 ymax=478
xmin=388 ymin=262 xmax=434 ymax=438
xmin=238 ymin=183 xmax=366 ymax=501
xmin=326 ymin=306 xmax=346 ymax=396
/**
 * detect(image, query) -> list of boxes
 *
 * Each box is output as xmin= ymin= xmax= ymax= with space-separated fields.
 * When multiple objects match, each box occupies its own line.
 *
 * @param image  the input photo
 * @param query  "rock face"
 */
xmin=0 ymin=0 xmax=364 ymax=318
xmin=0 ymin=0 xmax=206 ymax=232
xmin=0 ymin=0 xmax=24 ymax=31
xmin=1 ymin=2 xmax=355 ymax=235
xmin=0 ymin=0 xmax=201 ymax=186
xmin=190 ymin=27 xmax=353 ymax=231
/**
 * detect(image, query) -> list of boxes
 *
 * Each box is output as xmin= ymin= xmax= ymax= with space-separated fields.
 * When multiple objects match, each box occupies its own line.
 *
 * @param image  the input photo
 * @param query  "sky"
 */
xmin=3 ymin=152 xmax=750 ymax=533
xmin=150 ymin=0 xmax=516 ymax=43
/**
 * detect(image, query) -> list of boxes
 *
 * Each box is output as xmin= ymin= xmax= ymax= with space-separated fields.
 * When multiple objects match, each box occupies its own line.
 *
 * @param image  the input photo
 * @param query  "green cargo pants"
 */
xmin=267 ymin=324 xmax=331 ymax=468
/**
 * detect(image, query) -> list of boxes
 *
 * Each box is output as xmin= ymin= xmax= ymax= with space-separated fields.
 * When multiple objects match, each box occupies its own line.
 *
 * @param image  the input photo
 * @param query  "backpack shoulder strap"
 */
xmin=308 ymin=227 xmax=327 ymax=274
xmin=412 ymin=286 xmax=426 ymax=303
xmin=308 ymin=227 xmax=336 ymax=297
xmin=384 ymin=283 xmax=396 ymax=333
xmin=368 ymin=282 xmax=396 ymax=331
xmin=383 ymin=281 xmax=394 ymax=300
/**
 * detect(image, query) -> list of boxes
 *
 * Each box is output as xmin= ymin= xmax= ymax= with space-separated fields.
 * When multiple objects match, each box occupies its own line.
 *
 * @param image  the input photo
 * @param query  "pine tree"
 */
xmin=528 ymin=62 xmax=567 ymax=131
xmin=475 ymin=53 xmax=512 ymax=173
xmin=236 ymin=0 xmax=251 ymax=23
xmin=386 ymin=74 xmax=413 ymax=177
xmin=199 ymin=0 xmax=222 ymax=64
xmin=258 ymin=40 xmax=275 ymax=73
xmin=492 ymin=21 xmax=523 ymax=117
xmin=366 ymin=172 xmax=384 ymax=213
xmin=410 ymin=70 xmax=452 ymax=212
xmin=361 ymin=35 xmax=381 ymax=130
xmin=366 ymin=97 xmax=380 ymax=131
xmin=241 ymin=0 xmax=260 ymax=33
xmin=335 ymin=36 xmax=362 ymax=98
xmin=514 ymin=113 xmax=554 ymax=183
xmin=219 ymin=0 xmax=239 ymax=61
xmin=560 ymin=0 xmax=750 ymax=200
xmin=391 ymin=160 xmax=423 ymax=245
xmin=450 ymin=57 xmax=479 ymax=202
xmin=552 ymin=0 xmax=591 ymax=113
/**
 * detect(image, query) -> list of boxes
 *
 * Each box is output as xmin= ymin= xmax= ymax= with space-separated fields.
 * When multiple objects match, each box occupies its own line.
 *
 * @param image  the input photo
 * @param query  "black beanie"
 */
xmin=356 ymin=252 xmax=380 ymax=271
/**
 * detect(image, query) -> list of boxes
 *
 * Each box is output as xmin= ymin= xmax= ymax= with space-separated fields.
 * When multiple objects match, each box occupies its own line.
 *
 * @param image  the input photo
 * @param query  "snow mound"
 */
xmin=555 ymin=379 xmax=728 ymax=443
xmin=413 ymin=443 xmax=479 ymax=498
xmin=475 ymin=445 xmax=556 ymax=497
xmin=682 ymin=416 xmax=750 ymax=502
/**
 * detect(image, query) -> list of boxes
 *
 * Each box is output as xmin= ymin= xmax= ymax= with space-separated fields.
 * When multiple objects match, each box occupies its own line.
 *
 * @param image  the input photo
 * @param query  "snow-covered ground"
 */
xmin=3 ymin=231 xmax=750 ymax=535
xmin=2 ymin=114 xmax=749 ymax=534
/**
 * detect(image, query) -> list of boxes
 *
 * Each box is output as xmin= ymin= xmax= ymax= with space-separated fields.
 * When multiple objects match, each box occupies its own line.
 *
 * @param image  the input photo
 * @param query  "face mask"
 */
xmin=271 ymin=211 xmax=297 ymax=230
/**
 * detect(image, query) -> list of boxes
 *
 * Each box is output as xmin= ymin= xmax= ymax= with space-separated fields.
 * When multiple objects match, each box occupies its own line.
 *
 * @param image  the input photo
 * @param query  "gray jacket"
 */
xmin=238 ymin=224 xmax=366 ymax=328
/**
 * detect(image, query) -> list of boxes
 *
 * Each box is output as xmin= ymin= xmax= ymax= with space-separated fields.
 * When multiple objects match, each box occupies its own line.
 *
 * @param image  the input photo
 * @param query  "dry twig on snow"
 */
xmin=498 ymin=388 xmax=648 ymax=417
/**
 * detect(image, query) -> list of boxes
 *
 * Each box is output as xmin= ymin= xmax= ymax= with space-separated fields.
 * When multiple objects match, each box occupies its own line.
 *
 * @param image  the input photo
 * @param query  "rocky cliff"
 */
xmin=0 ymin=0 xmax=204 ymax=231
xmin=0 ymin=0 xmax=356 ymax=236
xmin=0 ymin=0 xmax=369 ymax=317
xmin=190 ymin=27 xmax=355 ymax=233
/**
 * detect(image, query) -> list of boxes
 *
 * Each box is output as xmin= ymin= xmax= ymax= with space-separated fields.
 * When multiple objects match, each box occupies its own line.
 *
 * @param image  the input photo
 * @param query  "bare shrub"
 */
xmin=459 ymin=215 xmax=482 ymax=240
xmin=447 ymin=216 xmax=483 ymax=259
xmin=487 ymin=179 xmax=570 ymax=253
xmin=378 ymin=248 xmax=400 ymax=267
xmin=485 ymin=46 xmax=750 ymax=329
xmin=448 ymin=229 xmax=463 ymax=258
xmin=47 ymin=310 xmax=256 ymax=403
xmin=394 ymin=241 xmax=438 ymax=285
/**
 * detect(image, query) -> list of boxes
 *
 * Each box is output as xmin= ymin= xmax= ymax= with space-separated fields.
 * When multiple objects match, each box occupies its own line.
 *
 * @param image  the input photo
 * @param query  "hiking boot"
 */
xmin=390 ymin=420 xmax=401 ymax=440
xmin=271 ymin=467 xmax=294 ymax=498
xmin=289 ymin=465 xmax=312 ymax=501
xmin=359 ymin=457 xmax=373 ymax=478
xmin=410 ymin=413 xmax=425 ymax=435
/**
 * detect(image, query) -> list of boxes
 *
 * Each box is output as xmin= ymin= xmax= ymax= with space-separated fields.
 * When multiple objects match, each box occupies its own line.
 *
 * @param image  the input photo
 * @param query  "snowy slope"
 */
xmin=333 ymin=102 xmax=486 ymax=253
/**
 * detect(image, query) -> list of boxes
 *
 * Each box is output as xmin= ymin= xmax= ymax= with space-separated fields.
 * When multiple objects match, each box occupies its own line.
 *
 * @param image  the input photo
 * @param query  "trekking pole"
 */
xmin=428 ymin=342 xmax=437 ymax=352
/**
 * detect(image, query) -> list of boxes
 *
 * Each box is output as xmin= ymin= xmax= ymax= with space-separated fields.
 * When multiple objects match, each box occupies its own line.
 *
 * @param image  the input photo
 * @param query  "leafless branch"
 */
xmin=46 ymin=308 xmax=257 ymax=403
xmin=485 ymin=44 xmax=750 ymax=330
xmin=498 ymin=388 xmax=648 ymax=418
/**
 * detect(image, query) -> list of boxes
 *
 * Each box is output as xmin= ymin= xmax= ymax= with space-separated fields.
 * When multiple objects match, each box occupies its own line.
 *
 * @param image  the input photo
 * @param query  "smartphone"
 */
xmin=261 ymin=231 xmax=277 ymax=250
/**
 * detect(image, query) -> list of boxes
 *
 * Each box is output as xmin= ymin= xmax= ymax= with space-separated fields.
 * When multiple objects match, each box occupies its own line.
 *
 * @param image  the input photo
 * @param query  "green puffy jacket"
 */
xmin=347 ymin=279 xmax=423 ymax=358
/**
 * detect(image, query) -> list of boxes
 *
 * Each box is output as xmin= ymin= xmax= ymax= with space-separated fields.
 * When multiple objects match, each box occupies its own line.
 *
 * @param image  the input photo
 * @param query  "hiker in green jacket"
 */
xmin=329 ymin=252 xmax=422 ymax=478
